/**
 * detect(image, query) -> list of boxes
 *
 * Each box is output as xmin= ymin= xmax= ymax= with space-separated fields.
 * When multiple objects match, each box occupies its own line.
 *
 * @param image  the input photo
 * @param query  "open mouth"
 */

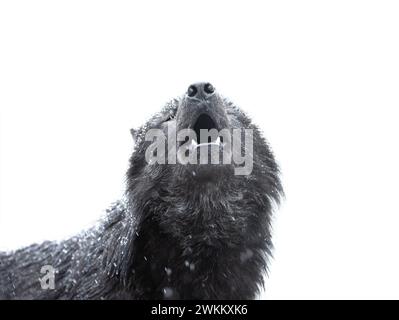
xmin=175 ymin=104 xmax=232 ymax=168
xmin=177 ymin=113 xmax=224 ymax=154
xmin=193 ymin=114 xmax=217 ymax=141
xmin=190 ymin=113 xmax=222 ymax=149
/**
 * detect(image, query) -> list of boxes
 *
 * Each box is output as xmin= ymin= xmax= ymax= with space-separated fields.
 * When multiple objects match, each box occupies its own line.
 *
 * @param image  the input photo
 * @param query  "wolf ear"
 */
xmin=130 ymin=128 xmax=138 ymax=143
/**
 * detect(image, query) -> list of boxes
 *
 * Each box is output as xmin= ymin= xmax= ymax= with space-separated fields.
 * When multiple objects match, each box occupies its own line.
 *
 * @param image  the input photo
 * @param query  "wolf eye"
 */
xmin=164 ymin=113 xmax=176 ymax=122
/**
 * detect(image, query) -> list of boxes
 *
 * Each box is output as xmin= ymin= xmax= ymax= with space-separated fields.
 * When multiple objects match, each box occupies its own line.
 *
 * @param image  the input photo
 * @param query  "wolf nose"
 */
xmin=187 ymin=82 xmax=215 ymax=99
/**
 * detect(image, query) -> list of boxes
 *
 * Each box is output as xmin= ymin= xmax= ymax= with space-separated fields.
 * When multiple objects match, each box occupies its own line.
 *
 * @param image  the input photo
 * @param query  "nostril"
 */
xmin=187 ymin=85 xmax=198 ymax=97
xmin=204 ymin=83 xmax=214 ymax=95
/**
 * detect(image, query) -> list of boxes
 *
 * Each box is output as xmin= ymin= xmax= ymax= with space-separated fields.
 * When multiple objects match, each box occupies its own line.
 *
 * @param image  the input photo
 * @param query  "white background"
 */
xmin=1 ymin=1 xmax=399 ymax=299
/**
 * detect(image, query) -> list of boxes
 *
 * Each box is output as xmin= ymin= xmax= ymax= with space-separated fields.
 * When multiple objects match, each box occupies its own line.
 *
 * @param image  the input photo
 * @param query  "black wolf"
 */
xmin=0 ymin=82 xmax=282 ymax=299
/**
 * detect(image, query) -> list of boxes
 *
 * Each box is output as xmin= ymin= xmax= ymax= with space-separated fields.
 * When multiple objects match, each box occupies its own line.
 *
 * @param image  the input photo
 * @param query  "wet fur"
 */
xmin=0 ymin=96 xmax=282 ymax=299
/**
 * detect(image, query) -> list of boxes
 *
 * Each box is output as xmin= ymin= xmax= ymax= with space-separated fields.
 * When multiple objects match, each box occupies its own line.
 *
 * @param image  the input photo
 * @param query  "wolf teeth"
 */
xmin=187 ymin=137 xmax=222 ymax=151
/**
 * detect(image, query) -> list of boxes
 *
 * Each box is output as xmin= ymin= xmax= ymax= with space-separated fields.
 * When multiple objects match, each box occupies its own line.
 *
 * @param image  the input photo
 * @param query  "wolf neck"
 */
xmin=121 ymin=183 xmax=269 ymax=299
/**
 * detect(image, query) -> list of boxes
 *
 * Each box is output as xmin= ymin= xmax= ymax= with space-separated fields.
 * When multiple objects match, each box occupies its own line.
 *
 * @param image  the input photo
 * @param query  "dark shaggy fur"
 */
xmin=0 ymin=83 xmax=282 ymax=300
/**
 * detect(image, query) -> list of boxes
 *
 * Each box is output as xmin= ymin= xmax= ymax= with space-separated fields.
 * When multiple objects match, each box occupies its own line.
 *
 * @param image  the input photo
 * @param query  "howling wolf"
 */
xmin=0 ymin=82 xmax=282 ymax=299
